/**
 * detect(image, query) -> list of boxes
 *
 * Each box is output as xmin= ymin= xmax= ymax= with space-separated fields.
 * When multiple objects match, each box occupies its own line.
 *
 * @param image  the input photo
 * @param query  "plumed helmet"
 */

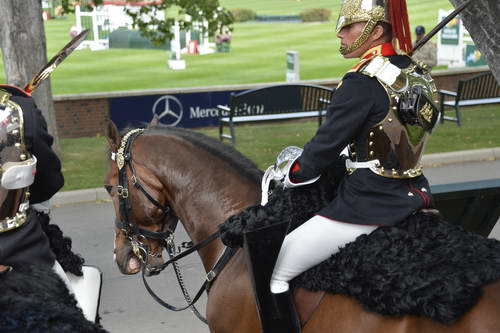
xmin=336 ymin=0 xmax=413 ymax=55
xmin=0 ymin=88 xmax=37 ymax=232
xmin=336 ymin=0 xmax=390 ymax=33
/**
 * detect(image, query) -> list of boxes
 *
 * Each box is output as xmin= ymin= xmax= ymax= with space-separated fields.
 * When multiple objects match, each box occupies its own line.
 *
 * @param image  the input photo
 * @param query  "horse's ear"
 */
xmin=105 ymin=120 xmax=121 ymax=150
xmin=148 ymin=114 xmax=159 ymax=129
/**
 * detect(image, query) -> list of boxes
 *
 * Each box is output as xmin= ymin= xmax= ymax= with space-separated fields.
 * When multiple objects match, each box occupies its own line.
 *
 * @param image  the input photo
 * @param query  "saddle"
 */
xmin=221 ymin=180 xmax=500 ymax=324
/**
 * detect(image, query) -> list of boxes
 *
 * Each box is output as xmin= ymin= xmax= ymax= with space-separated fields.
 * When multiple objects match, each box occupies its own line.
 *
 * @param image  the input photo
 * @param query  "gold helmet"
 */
xmin=336 ymin=0 xmax=412 ymax=56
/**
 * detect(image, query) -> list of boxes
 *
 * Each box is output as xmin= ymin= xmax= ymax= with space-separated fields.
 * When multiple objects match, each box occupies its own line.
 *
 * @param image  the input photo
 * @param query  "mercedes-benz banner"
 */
xmin=109 ymin=89 xmax=243 ymax=130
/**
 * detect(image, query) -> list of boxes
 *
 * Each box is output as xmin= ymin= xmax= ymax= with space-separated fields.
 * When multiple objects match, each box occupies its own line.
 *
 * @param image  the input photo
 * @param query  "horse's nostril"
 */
xmin=128 ymin=257 xmax=141 ymax=272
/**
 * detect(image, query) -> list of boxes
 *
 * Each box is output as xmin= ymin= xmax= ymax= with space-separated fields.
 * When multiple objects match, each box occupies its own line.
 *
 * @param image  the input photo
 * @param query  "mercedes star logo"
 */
xmin=152 ymin=95 xmax=184 ymax=127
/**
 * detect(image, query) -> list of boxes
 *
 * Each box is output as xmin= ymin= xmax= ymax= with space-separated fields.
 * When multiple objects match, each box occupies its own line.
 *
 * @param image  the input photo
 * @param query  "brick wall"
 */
xmin=52 ymin=66 xmax=491 ymax=138
xmin=54 ymin=98 xmax=109 ymax=138
xmin=432 ymin=69 xmax=488 ymax=92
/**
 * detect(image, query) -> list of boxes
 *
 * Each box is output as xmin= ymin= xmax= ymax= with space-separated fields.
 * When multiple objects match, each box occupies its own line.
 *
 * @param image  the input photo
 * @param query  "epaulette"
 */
xmin=359 ymin=55 xmax=408 ymax=92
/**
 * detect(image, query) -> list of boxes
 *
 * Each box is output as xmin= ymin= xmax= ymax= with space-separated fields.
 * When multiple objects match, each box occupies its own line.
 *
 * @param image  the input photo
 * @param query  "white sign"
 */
xmin=436 ymin=9 xmax=476 ymax=68
xmin=286 ymin=51 xmax=300 ymax=82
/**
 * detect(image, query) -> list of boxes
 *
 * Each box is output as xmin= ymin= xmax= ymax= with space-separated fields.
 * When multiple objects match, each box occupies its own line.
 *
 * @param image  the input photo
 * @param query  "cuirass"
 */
xmin=348 ymin=56 xmax=439 ymax=178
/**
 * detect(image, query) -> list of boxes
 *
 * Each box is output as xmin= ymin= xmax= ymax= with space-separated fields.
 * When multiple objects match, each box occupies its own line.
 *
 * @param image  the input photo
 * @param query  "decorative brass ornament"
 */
xmin=0 ymin=200 xmax=29 ymax=233
xmin=420 ymin=102 xmax=434 ymax=123
xmin=115 ymin=128 xmax=145 ymax=170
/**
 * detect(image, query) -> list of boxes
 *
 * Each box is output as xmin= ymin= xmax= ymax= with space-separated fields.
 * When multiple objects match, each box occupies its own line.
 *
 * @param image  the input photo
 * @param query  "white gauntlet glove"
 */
xmin=261 ymin=146 xmax=320 ymax=205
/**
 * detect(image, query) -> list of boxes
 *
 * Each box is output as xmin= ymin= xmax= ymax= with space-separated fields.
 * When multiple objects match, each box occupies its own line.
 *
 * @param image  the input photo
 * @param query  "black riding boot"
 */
xmin=243 ymin=222 xmax=301 ymax=333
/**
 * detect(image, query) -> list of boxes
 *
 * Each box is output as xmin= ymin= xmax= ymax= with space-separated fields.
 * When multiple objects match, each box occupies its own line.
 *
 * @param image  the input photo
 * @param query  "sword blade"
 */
xmin=411 ymin=0 xmax=474 ymax=56
xmin=24 ymin=29 xmax=90 ymax=93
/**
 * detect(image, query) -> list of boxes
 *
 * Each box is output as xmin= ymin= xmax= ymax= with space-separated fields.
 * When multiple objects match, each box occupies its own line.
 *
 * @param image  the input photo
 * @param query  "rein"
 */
xmin=111 ymin=128 xmax=237 ymax=325
xmin=141 ymin=232 xmax=236 ymax=310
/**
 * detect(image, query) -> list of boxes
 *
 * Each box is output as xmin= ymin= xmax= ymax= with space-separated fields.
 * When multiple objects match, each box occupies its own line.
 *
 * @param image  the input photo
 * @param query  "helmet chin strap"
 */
xmin=340 ymin=19 xmax=378 ymax=56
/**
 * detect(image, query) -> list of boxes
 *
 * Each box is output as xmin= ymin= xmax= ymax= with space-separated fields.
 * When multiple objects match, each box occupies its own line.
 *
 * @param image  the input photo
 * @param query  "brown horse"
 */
xmin=104 ymin=121 xmax=500 ymax=333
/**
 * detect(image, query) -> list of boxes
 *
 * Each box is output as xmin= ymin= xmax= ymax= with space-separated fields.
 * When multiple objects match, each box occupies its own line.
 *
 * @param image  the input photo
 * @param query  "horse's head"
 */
xmin=0 ymin=88 xmax=37 ymax=234
xmin=104 ymin=121 xmax=178 ymax=276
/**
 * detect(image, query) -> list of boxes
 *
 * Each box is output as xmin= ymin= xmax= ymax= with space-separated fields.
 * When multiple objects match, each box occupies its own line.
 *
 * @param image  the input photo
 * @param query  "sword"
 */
xmin=24 ymin=29 xmax=89 ymax=94
xmin=410 ymin=0 xmax=474 ymax=56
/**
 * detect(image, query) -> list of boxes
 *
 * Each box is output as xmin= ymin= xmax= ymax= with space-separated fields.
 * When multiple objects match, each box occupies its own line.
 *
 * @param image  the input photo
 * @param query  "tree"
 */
xmin=62 ymin=0 xmax=234 ymax=44
xmin=449 ymin=0 xmax=500 ymax=83
xmin=0 ymin=0 xmax=60 ymax=151
xmin=0 ymin=0 xmax=233 ymax=154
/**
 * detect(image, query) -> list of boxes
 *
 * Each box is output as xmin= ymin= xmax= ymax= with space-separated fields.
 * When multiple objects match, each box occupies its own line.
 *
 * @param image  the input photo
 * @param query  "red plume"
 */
xmin=389 ymin=0 xmax=413 ymax=54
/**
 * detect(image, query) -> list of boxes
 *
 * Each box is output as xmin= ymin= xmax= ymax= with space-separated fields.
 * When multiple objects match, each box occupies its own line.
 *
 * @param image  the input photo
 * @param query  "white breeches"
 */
xmin=270 ymin=215 xmax=378 ymax=293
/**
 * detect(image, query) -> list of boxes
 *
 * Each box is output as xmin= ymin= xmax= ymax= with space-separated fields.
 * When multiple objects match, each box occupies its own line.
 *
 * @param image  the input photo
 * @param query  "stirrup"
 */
xmin=243 ymin=222 xmax=301 ymax=333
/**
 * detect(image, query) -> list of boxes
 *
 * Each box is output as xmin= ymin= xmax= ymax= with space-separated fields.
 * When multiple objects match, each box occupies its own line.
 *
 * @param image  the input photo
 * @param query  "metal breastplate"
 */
xmin=348 ymin=56 xmax=439 ymax=178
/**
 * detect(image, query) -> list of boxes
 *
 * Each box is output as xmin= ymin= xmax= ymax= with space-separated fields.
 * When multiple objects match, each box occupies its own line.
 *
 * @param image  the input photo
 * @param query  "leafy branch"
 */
xmin=60 ymin=0 xmax=234 ymax=44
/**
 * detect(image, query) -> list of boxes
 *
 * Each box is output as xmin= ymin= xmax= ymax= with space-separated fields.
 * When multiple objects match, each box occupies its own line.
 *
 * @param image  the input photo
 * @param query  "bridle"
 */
xmin=108 ymin=128 xmax=237 ymax=325
xmin=110 ymin=128 xmax=175 ymax=264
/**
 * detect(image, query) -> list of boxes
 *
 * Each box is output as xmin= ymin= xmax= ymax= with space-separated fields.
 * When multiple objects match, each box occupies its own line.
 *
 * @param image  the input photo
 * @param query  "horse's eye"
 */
xmin=104 ymin=184 xmax=114 ymax=194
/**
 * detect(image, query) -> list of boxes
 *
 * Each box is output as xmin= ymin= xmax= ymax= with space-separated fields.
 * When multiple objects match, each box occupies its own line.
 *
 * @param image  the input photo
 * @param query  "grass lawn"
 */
xmin=60 ymin=104 xmax=500 ymax=191
xmin=2 ymin=0 xmax=495 ymax=192
xmin=0 ymin=0 xmax=453 ymax=94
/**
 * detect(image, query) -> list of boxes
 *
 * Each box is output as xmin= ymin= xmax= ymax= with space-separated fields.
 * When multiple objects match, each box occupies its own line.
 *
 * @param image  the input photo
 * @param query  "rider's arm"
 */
xmin=15 ymin=95 xmax=64 ymax=204
xmin=290 ymin=73 xmax=383 ymax=183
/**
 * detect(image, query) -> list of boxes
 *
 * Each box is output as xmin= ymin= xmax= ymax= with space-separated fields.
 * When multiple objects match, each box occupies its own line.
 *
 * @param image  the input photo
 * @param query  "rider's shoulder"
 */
xmin=0 ymin=84 xmax=31 ymax=98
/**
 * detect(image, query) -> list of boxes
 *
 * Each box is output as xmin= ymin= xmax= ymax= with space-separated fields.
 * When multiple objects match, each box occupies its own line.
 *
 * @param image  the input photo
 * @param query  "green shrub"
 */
xmin=230 ymin=8 xmax=257 ymax=22
xmin=299 ymin=8 xmax=332 ymax=22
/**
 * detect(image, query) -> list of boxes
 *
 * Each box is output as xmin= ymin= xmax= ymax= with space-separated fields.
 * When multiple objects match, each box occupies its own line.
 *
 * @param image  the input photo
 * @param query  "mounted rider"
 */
xmin=0 ymin=30 xmax=102 ymax=323
xmin=0 ymin=84 xmax=63 ymax=269
xmin=243 ymin=0 xmax=440 ymax=332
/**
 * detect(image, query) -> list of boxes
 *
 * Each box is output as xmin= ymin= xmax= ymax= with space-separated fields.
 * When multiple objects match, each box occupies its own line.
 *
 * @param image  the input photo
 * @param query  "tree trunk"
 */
xmin=449 ymin=0 xmax=500 ymax=84
xmin=0 ymin=0 xmax=60 ymax=152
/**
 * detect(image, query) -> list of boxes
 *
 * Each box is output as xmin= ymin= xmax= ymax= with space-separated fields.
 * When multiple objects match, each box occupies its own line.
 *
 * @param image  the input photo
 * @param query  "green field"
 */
xmin=2 ymin=0 xmax=495 ymax=192
xmin=60 ymin=105 xmax=500 ymax=191
xmin=0 ymin=0 xmax=453 ymax=94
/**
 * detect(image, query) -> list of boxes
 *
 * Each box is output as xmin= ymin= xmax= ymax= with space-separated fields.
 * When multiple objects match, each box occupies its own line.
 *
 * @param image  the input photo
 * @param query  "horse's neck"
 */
xmin=163 ymin=148 xmax=261 ymax=271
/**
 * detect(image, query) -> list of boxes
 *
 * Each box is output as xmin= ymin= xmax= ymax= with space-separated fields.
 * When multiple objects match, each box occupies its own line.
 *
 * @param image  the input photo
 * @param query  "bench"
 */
xmin=218 ymin=84 xmax=334 ymax=144
xmin=431 ymin=178 xmax=500 ymax=237
xmin=438 ymin=71 xmax=500 ymax=126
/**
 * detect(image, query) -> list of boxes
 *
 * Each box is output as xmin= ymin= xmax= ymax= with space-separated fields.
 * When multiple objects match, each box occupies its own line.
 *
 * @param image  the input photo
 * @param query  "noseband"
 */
xmin=110 ymin=128 xmax=176 ymax=262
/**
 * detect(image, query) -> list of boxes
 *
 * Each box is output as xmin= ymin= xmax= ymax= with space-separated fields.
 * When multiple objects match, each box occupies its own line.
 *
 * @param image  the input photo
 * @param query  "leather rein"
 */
xmin=110 ymin=128 xmax=237 ymax=324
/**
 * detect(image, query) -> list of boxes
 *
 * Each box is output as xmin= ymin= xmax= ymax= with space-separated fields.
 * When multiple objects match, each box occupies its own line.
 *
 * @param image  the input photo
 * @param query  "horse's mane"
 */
xmin=145 ymin=125 xmax=263 ymax=185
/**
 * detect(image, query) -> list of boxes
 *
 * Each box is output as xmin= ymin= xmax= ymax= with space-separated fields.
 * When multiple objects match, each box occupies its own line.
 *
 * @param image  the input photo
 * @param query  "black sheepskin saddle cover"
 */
xmin=0 ymin=264 xmax=108 ymax=333
xmin=219 ymin=179 xmax=500 ymax=324
xmin=37 ymin=210 xmax=85 ymax=276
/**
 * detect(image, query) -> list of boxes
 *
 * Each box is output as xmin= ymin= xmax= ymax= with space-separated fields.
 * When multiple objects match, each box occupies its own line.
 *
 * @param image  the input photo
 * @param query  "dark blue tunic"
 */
xmin=292 ymin=55 xmax=432 ymax=226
